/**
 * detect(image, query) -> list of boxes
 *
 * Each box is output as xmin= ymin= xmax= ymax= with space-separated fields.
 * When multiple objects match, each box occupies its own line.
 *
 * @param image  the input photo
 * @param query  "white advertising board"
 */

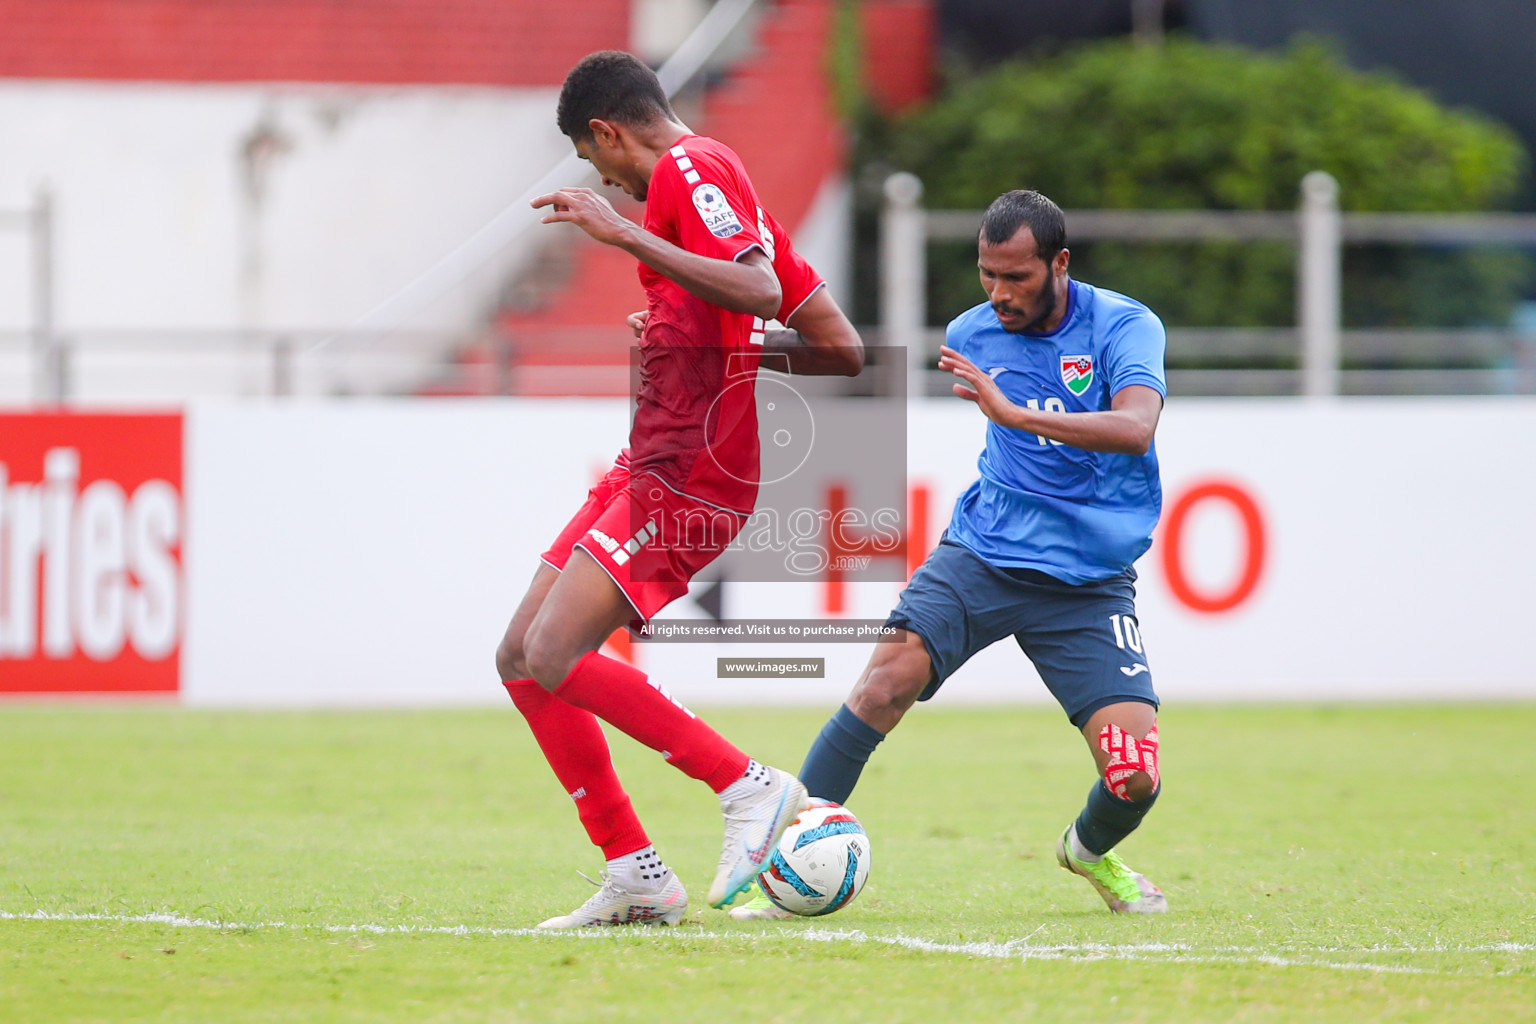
xmin=160 ymin=398 xmax=1536 ymax=707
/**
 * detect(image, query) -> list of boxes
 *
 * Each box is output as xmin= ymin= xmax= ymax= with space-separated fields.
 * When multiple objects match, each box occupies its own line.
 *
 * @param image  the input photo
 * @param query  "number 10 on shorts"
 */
xmin=1108 ymin=614 xmax=1143 ymax=653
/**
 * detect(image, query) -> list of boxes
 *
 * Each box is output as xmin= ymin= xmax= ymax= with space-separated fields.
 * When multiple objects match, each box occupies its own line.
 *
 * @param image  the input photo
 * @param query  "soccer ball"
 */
xmin=756 ymin=799 xmax=871 ymax=916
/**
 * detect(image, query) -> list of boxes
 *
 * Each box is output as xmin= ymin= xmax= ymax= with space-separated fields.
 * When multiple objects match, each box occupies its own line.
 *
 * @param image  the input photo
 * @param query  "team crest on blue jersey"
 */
xmin=1060 ymin=355 xmax=1093 ymax=395
xmin=691 ymin=183 xmax=743 ymax=238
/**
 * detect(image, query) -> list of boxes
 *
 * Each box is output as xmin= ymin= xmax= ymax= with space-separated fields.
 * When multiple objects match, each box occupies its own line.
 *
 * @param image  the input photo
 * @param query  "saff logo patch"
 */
xmin=1061 ymin=355 xmax=1094 ymax=395
xmin=691 ymin=183 xmax=743 ymax=238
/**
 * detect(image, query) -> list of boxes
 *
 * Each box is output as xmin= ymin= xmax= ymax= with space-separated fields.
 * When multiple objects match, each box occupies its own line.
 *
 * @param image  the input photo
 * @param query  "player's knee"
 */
xmin=1119 ymin=769 xmax=1158 ymax=802
xmin=522 ymin=625 xmax=580 ymax=692
xmin=494 ymin=633 xmax=529 ymax=682
xmin=1100 ymin=720 xmax=1160 ymax=803
xmin=849 ymin=658 xmax=926 ymax=728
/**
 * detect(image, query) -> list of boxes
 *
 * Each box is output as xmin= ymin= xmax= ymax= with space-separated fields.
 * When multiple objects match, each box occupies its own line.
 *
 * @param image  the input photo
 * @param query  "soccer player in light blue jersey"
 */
xmin=732 ymin=189 xmax=1169 ymax=918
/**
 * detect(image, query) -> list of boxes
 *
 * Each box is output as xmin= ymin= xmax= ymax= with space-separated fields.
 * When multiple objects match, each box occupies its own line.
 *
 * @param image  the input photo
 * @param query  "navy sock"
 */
xmin=1073 ymin=780 xmax=1160 ymax=856
xmin=798 ymin=704 xmax=886 ymax=805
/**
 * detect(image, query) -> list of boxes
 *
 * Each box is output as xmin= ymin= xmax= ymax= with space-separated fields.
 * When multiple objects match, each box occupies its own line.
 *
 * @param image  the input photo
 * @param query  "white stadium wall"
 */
xmin=0 ymin=82 xmax=572 ymax=400
xmin=0 ymin=80 xmax=853 ymax=405
xmin=0 ymin=82 xmax=570 ymax=334
xmin=1 ymin=398 xmax=1533 ymax=705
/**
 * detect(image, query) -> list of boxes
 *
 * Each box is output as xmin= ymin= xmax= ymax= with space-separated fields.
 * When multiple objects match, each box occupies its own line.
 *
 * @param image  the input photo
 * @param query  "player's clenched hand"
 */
xmin=939 ymin=345 xmax=1023 ymax=428
xmin=531 ymin=187 xmax=635 ymax=247
xmin=627 ymin=310 xmax=649 ymax=338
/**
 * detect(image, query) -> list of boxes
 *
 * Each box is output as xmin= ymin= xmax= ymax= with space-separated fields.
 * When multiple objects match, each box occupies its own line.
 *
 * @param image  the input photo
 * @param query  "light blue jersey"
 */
xmin=944 ymin=279 xmax=1166 ymax=584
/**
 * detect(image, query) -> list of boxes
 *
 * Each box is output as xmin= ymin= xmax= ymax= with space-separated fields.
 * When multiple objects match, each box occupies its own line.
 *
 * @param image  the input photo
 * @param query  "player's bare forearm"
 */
xmin=533 ymin=186 xmax=779 ymax=319
xmin=761 ymin=332 xmax=856 ymax=375
xmin=1007 ymin=391 xmax=1162 ymax=455
xmin=764 ymin=290 xmax=865 ymax=376
xmin=939 ymin=344 xmax=1160 ymax=454
xmin=618 ymin=227 xmax=781 ymax=320
xmin=761 ymin=330 xmax=860 ymax=375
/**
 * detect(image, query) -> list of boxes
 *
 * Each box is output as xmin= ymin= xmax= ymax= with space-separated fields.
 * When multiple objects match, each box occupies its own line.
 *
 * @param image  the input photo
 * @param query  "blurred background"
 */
xmin=1 ymin=0 xmax=1533 ymax=705
xmin=4 ymin=0 xmax=1535 ymax=402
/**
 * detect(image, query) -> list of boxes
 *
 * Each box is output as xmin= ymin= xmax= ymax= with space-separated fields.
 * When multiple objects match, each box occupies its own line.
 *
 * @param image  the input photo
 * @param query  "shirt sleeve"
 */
xmin=943 ymin=318 xmax=960 ymax=359
xmin=1102 ymin=310 xmax=1167 ymax=399
xmin=657 ymin=148 xmax=767 ymax=265
xmin=945 ymin=307 xmax=983 ymax=363
xmin=770 ymin=234 xmax=826 ymax=323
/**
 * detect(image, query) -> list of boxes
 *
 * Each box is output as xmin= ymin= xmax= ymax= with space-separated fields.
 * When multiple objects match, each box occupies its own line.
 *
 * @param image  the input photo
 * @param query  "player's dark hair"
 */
xmin=557 ymin=50 xmax=676 ymax=143
xmin=979 ymin=190 xmax=1066 ymax=262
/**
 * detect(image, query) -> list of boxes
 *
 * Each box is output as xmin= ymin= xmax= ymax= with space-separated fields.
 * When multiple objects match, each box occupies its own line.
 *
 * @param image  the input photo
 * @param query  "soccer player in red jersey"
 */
xmin=502 ymin=51 xmax=863 ymax=928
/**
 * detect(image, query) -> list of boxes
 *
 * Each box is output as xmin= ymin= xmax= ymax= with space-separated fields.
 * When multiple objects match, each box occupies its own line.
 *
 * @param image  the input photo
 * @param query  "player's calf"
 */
xmin=1076 ymin=718 xmax=1161 ymax=852
xmin=842 ymin=629 xmax=932 ymax=734
xmin=799 ymin=634 xmax=928 ymax=804
xmin=496 ymin=563 xmax=561 ymax=684
xmin=1058 ymin=716 xmax=1166 ymax=912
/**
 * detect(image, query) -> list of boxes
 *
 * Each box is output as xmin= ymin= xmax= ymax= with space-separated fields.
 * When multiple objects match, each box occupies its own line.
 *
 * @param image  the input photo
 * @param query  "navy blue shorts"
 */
xmin=887 ymin=539 xmax=1159 ymax=728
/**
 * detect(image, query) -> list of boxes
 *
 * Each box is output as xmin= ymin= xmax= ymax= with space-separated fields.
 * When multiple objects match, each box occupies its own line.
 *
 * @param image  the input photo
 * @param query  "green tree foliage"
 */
xmin=885 ymin=38 xmax=1530 ymax=330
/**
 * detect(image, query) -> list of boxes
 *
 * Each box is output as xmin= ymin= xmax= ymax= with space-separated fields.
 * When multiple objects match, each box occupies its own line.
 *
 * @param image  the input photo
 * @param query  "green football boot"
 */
xmin=1056 ymin=826 xmax=1168 ymax=914
xmin=726 ymin=881 xmax=793 ymax=921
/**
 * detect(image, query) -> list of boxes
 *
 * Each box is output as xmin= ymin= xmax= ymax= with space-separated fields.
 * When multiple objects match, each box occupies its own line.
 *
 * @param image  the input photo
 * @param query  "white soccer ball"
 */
xmin=756 ymin=800 xmax=871 ymax=916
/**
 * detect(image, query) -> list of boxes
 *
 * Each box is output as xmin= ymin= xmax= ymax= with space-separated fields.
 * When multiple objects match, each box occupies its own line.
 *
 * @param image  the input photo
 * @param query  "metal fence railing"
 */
xmin=0 ymin=329 xmax=487 ymax=403
xmin=881 ymin=172 xmax=1536 ymax=397
xmin=11 ymin=166 xmax=1536 ymax=403
xmin=0 ymin=1 xmax=770 ymax=407
xmin=0 ymin=190 xmax=55 ymax=403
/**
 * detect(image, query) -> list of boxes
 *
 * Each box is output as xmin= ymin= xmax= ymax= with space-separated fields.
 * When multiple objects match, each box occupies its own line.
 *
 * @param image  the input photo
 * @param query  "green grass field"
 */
xmin=2 ymin=703 xmax=1533 ymax=1022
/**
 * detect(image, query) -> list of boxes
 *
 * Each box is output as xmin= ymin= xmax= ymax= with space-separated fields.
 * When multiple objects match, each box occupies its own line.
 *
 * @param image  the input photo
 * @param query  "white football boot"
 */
xmin=537 ymin=870 xmax=688 ymax=928
xmin=708 ymin=765 xmax=809 ymax=907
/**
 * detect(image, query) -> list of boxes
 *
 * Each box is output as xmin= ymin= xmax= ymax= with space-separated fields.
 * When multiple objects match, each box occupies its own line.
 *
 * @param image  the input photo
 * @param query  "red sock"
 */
xmin=553 ymin=651 xmax=749 ymax=793
xmin=504 ymin=679 xmax=650 ymax=860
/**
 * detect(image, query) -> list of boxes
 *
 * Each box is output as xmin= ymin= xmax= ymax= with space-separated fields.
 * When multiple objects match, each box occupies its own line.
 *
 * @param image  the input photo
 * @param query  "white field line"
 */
xmin=799 ymin=930 xmax=1446 ymax=975
xmin=4 ymin=910 xmax=1531 ymax=976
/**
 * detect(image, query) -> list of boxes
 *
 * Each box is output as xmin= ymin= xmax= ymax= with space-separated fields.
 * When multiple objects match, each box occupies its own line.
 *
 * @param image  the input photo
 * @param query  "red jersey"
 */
xmin=626 ymin=134 xmax=823 ymax=515
xmin=761 ymin=205 xmax=827 ymax=324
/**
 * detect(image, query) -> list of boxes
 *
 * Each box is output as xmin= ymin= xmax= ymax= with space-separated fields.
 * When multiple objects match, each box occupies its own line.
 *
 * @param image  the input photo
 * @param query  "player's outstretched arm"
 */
xmin=939 ymin=345 xmax=1162 ymax=455
xmin=764 ymin=289 xmax=864 ymax=377
xmin=533 ymin=187 xmax=780 ymax=319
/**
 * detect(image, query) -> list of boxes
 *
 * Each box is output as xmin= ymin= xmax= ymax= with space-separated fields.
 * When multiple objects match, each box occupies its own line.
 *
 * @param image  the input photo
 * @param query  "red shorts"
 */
xmin=541 ymin=461 xmax=749 ymax=620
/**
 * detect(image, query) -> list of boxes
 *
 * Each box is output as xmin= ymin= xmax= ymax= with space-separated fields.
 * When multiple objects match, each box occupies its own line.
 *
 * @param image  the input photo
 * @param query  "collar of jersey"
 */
xmin=670 ymin=133 xmax=705 ymax=158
